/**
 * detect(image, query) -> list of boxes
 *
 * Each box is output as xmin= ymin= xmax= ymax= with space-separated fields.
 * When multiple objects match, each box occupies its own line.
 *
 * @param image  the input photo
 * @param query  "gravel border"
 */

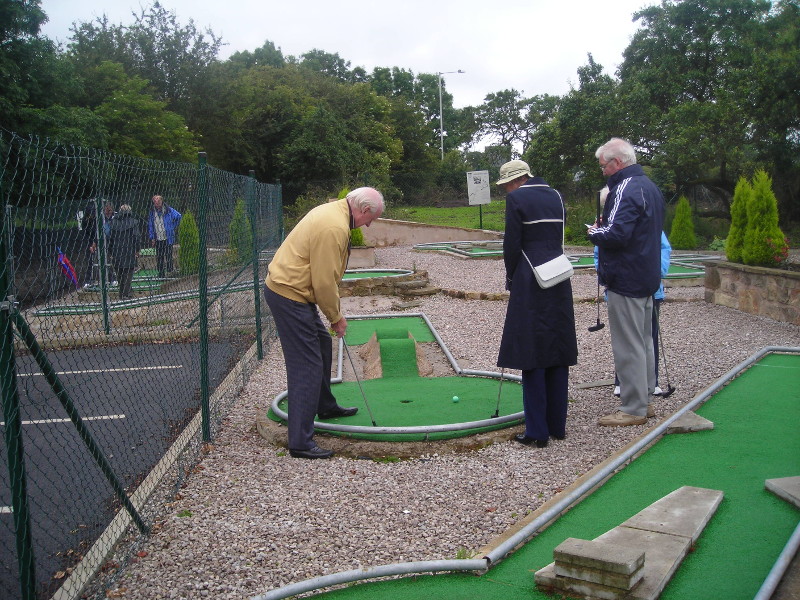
xmin=106 ymin=246 xmax=800 ymax=600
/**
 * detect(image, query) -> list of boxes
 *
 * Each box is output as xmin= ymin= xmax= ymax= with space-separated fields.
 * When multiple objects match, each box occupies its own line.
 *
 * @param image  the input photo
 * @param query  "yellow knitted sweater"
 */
xmin=265 ymin=198 xmax=350 ymax=325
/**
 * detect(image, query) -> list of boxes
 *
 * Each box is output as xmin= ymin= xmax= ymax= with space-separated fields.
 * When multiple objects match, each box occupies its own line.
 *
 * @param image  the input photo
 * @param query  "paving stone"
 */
xmin=766 ymin=476 xmax=800 ymax=509
xmin=666 ymin=412 xmax=714 ymax=434
xmin=621 ymin=486 xmax=723 ymax=543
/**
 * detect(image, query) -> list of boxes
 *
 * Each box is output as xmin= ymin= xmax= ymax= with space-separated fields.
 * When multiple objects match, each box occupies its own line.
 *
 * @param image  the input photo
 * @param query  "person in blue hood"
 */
xmin=587 ymin=138 xmax=665 ymax=426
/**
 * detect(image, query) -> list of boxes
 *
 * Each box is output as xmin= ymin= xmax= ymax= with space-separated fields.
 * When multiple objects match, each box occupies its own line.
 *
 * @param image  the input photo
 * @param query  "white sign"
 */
xmin=466 ymin=170 xmax=491 ymax=206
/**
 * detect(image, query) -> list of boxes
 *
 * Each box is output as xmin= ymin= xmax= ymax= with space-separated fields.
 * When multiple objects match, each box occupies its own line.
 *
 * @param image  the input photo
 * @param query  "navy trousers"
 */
xmin=521 ymin=366 xmax=569 ymax=441
xmin=264 ymin=285 xmax=339 ymax=450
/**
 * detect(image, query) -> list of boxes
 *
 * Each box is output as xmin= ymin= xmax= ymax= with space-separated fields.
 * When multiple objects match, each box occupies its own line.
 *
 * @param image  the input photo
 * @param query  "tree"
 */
xmin=300 ymin=49 xmax=351 ymax=82
xmin=177 ymin=210 xmax=199 ymax=275
xmin=228 ymin=198 xmax=253 ymax=265
xmin=91 ymin=61 xmax=199 ymax=162
xmin=726 ymin=176 xmax=750 ymax=262
xmin=617 ymin=0 xmax=772 ymax=203
xmin=669 ymin=196 xmax=697 ymax=249
xmin=475 ymin=89 xmax=531 ymax=152
xmin=742 ymin=170 xmax=787 ymax=266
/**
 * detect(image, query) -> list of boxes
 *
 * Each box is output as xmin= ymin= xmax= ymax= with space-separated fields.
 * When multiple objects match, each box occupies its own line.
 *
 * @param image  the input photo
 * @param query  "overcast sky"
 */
xmin=39 ymin=0 xmax=653 ymax=109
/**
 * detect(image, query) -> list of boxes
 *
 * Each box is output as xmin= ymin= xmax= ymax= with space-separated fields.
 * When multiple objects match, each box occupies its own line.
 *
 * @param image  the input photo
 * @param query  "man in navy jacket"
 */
xmin=588 ymin=138 xmax=665 ymax=426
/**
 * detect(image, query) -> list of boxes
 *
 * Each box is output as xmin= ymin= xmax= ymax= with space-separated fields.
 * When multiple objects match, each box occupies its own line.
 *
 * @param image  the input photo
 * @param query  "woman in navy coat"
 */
xmin=496 ymin=160 xmax=578 ymax=448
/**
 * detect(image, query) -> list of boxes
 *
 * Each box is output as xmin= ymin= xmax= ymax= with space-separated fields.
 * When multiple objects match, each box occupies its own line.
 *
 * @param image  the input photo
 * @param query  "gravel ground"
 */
xmin=108 ymin=246 xmax=800 ymax=600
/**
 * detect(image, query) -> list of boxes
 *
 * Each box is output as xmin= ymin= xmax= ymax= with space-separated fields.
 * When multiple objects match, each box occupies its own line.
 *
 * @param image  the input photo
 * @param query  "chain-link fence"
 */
xmin=0 ymin=130 xmax=282 ymax=600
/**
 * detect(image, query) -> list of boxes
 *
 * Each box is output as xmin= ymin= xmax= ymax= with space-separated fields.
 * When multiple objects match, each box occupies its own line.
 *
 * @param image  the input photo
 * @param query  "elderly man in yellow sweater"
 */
xmin=265 ymin=187 xmax=385 ymax=459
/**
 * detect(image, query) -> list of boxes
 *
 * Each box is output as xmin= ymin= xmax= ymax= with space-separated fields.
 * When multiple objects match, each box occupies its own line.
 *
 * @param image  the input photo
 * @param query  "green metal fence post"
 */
xmin=1 ymin=206 xmax=36 ymax=600
xmin=248 ymin=171 xmax=263 ymax=360
xmin=96 ymin=198 xmax=111 ymax=335
xmin=197 ymin=153 xmax=211 ymax=442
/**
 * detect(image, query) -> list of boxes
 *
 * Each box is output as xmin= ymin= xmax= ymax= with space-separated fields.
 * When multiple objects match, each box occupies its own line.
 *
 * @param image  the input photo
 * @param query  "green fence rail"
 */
xmin=0 ymin=130 xmax=281 ymax=600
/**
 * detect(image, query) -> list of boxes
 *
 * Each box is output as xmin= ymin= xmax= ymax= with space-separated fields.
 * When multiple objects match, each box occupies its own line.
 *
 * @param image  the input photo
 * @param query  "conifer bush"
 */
xmin=726 ymin=176 xmax=751 ymax=262
xmin=177 ymin=211 xmax=200 ymax=275
xmin=669 ymin=196 xmax=697 ymax=250
xmin=742 ymin=170 xmax=788 ymax=266
xmin=229 ymin=198 xmax=253 ymax=265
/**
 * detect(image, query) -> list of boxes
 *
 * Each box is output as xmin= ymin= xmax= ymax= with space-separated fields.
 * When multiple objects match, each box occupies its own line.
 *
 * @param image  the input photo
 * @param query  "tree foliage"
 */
xmin=742 ymin=170 xmax=787 ymax=266
xmin=2 ymin=0 xmax=798 ymax=226
xmin=726 ymin=176 xmax=751 ymax=262
xmin=177 ymin=210 xmax=199 ymax=275
xmin=669 ymin=196 xmax=698 ymax=250
xmin=228 ymin=199 xmax=253 ymax=265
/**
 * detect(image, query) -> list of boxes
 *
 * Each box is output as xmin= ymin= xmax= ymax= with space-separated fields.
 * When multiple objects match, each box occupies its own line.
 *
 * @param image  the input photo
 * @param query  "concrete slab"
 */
xmin=535 ymin=486 xmax=723 ymax=599
xmin=554 ymin=537 xmax=644 ymax=575
xmin=766 ymin=476 xmax=800 ymax=509
xmin=666 ymin=412 xmax=714 ymax=434
xmin=621 ymin=486 xmax=723 ymax=543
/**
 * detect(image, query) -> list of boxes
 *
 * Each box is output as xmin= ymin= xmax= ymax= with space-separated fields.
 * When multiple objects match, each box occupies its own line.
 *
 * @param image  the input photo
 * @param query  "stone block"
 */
xmin=554 ymin=537 xmax=644 ymax=576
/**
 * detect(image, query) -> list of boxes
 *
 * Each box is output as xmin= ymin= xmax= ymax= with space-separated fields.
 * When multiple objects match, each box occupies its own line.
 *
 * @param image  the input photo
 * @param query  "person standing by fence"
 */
xmin=147 ymin=195 xmax=181 ymax=278
xmin=108 ymin=204 xmax=141 ymax=299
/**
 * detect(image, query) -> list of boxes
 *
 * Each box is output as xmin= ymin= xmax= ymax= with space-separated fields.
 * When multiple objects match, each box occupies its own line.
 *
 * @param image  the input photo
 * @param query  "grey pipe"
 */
xmin=256 ymin=346 xmax=798 ymax=600
xmin=251 ymin=559 xmax=488 ymax=600
xmin=753 ymin=519 xmax=800 ymax=600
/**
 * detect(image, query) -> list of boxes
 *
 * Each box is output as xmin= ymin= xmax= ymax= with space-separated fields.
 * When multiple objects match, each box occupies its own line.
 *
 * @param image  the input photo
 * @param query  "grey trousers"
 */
xmin=264 ymin=286 xmax=339 ymax=450
xmin=607 ymin=291 xmax=655 ymax=417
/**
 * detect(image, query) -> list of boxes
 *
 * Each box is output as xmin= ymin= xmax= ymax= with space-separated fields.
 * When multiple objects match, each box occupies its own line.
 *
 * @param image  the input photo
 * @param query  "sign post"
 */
xmin=466 ymin=170 xmax=491 ymax=229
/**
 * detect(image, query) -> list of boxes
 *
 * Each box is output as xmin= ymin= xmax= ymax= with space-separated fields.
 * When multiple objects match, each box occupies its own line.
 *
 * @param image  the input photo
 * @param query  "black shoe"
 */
xmin=289 ymin=445 xmax=334 ymax=459
xmin=318 ymin=406 xmax=358 ymax=419
xmin=551 ymin=434 xmax=566 ymax=441
xmin=514 ymin=434 xmax=548 ymax=448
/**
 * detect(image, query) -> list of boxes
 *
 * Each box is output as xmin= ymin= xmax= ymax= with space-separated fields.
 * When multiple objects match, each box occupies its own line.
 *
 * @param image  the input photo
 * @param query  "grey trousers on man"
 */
xmin=264 ymin=285 xmax=339 ymax=450
xmin=607 ymin=291 xmax=655 ymax=417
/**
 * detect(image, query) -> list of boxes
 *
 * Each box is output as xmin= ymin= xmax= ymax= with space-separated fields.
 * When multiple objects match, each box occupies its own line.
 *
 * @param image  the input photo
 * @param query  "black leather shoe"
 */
xmin=514 ymin=434 xmax=548 ymax=448
xmin=289 ymin=445 xmax=334 ymax=459
xmin=551 ymin=434 xmax=566 ymax=441
xmin=318 ymin=406 xmax=358 ymax=419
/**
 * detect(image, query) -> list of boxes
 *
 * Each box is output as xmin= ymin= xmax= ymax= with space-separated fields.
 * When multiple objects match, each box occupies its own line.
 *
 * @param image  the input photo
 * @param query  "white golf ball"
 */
xmin=452 ymin=396 xmax=460 ymax=403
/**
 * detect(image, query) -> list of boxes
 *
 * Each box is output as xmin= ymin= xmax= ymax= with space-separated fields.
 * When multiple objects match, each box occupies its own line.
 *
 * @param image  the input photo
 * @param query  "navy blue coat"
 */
xmin=497 ymin=177 xmax=578 ymax=370
xmin=588 ymin=164 xmax=666 ymax=297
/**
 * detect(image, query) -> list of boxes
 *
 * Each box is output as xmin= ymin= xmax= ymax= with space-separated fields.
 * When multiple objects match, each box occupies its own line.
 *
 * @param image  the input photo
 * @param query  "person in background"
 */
xmin=588 ymin=138 xmax=666 ymax=426
xmin=147 ymin=195 xmax=182 ymax=278
xmin=264 ymin=187 xmax=384 ymax=459
xmin=108 ymin=204 xmax=141 ymax=300
xmin=496 ymin=160 xmax=578 ymax=448
xmin=593 ymin=203 xmax=672 ymax=400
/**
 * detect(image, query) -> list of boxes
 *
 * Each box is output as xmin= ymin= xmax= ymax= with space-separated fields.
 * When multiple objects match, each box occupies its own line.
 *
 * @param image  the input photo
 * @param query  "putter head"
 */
xmin=661 ymin=385 xmax=676 ymax=398
xmin=588 ymin=321 xmax=605 ymax=332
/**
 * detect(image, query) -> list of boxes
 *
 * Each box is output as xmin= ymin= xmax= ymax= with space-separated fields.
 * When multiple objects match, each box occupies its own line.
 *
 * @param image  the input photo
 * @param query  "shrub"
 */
xmin=726 ymin=177 xmax=750 ymax=262
xmin=177 ymin=211 xmax=200 ymax=275
xmin=350 ymin=227 xmax=364 ymax=246
xmin=742 ymin=170 xmax=787 ymax=266
xmin=228 ymin=198 xmax=253 ymax=265
xmin=669 ymin=196 xmax=697 ymax=250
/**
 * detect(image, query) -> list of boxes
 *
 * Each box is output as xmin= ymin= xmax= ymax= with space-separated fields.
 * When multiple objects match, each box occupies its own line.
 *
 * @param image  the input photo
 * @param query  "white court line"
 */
xmin=1 ymin=414 xmax=126 ymax=427
xmin=18 ymin=365 xmax=183 ymax=377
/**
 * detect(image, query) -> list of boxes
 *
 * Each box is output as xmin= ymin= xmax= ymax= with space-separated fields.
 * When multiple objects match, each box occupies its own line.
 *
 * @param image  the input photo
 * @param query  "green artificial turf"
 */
xmin=317 ymin=352 xmax=800 ymax=599
xmin=342 ymin=271 xmax=409 ymax=279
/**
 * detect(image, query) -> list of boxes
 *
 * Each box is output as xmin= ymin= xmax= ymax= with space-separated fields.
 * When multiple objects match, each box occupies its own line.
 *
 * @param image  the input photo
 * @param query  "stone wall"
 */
xmin=704 ymin=261 xmax=800 ymax=325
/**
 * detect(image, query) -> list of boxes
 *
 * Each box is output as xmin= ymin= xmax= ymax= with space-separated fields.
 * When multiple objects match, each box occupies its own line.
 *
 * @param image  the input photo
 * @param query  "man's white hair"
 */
xmin=346 ymin=187 xmax=384 ymax=214
xmin=595 ymin=138 xmax=637 ymax=166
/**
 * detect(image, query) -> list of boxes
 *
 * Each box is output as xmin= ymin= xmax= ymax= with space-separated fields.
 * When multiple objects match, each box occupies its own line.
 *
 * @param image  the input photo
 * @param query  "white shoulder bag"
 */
xmin=520 ymin=191 xmax=573 ymax=289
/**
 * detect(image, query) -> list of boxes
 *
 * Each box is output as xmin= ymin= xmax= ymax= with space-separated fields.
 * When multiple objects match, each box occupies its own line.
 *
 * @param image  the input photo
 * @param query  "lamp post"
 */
xmin=437 ymin=69 xmax=465 ymax=159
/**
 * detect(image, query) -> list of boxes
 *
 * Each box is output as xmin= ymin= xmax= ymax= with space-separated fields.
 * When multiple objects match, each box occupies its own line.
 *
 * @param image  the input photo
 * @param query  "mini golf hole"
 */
xmin=400 ymin=400 xmax=413 ymax=403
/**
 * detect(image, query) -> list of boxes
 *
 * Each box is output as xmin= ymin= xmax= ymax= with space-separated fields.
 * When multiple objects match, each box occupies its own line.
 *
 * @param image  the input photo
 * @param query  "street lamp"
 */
xmin=437 ymin=69 xmax=465 ymax=159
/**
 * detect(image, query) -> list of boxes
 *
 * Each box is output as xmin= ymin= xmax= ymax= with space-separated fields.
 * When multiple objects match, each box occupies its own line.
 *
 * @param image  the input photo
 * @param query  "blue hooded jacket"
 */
xmin=588 ymin=164 xmax=665 ymax=298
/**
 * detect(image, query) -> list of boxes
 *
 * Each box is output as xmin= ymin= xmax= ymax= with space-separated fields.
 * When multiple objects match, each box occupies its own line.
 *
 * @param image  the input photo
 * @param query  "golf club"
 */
xmin=341 ymin=337 xmax=378 ymax=426
xmin=588 ymin=189 xmax=605 ymax=332
xmin=492 ymin=368 xmax=505 ymax=418
xmin=588 ymin=280 xmax=605 ymax=332
xmin=654 ymin=307 xmax=676 ymax=398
